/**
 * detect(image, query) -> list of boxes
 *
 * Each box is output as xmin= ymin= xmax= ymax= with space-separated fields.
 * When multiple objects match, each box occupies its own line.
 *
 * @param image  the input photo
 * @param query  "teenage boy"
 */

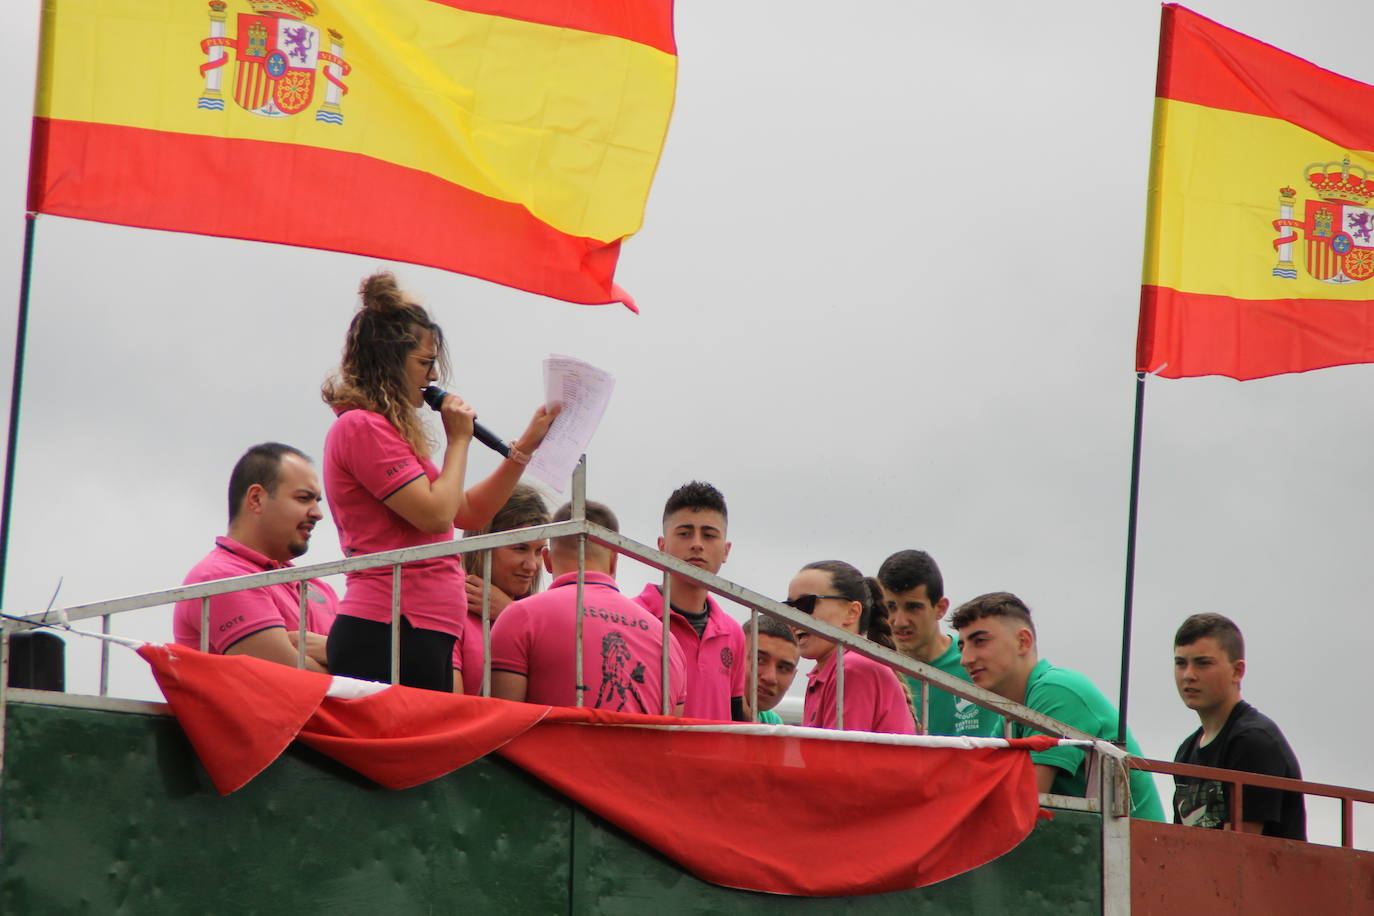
xmin=1172 ymin=613 xmax=1305 ymax=839
xmin=951 ymin=592 xmax=1164 ymax=820
xmin=490 ymin=501 xmax=685 ymax=713
xmin=634 ymin=481 xmax=746 ymax=720
xmin=876 ymin=549 xmax=998 ymax=736
xmin=752 ymin=615 xmax=800 ymax=724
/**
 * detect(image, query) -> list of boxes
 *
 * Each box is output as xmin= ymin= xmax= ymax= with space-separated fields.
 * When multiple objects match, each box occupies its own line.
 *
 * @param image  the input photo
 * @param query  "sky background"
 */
xmin=2 ymin=2 xmax=1371 ymax=847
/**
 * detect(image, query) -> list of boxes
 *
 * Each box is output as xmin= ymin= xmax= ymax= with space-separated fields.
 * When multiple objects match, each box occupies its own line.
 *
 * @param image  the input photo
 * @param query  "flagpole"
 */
xmin=1116 ymin=370 xmax=1147 ymax=746
xmin=0 ymin=213 xmax=38 ymax=607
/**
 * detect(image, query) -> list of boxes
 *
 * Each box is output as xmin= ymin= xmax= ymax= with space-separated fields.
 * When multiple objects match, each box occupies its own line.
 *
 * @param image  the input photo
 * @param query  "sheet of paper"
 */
xmin=527 ymin=354 xmax=616 ymax=492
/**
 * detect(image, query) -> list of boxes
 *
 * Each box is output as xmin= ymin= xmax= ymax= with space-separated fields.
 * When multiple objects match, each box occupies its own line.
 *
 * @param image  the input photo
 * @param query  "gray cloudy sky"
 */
xmin=1 ymin=2 xmax=1370 ymax=846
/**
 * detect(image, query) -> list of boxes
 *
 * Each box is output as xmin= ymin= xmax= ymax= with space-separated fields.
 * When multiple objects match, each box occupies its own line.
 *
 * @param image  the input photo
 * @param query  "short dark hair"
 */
xmin=663 ymin=480 xmax=727 ymax=523
xmin=1174 ymin=613 xmax=1244 ymax=662
xmin=876 ymin=550 xmax=945 ymax=603
xmin=756 ymin=614 xmax=797 ymax=645
xmin=227 ymin=443 xmax=309 ymax=523
xmin=551 ymin=500 xmax=619 ymax=550
xmin=949 ymin=592 xmax=1036 ymax=637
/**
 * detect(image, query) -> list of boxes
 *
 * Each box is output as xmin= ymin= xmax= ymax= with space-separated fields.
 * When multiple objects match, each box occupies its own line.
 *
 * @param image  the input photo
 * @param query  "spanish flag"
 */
xmin=28 ymin=0 xmax=677 ymax=309
xmin=1138 ymin=5 xmax=1374 ymax=379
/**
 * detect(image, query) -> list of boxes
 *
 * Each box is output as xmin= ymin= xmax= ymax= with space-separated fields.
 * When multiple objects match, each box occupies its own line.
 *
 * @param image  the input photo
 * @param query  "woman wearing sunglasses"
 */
xmin=785 ymin=560 xmax=916 ymax=734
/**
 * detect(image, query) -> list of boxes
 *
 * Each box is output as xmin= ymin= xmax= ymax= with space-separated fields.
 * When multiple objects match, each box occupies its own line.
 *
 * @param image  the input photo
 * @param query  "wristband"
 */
xmin=507 ymin=443 xmax=531 ymax=466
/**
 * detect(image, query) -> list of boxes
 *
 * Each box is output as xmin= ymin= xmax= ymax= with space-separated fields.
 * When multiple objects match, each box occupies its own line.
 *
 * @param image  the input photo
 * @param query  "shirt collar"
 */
xmin=549 ymin=570 xmax=620 ymax=591
xmin=214 ymin=535 xmax=289 ymax=572
xmin=806 ymin=648 xmax=840 ymax=685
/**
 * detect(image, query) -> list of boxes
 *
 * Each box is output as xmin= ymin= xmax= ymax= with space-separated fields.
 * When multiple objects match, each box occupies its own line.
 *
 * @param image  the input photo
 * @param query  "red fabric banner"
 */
xmin=501 ymin=714 xmax=1050 ymax=895
xmin=140 ymin=645 xmax=1052 ymax=897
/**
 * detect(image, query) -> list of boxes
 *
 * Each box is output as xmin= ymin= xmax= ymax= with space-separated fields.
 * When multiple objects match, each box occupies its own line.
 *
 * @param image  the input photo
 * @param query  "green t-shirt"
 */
xmin=758 ymin=709 xmax=783 ymax=725
xmin=1008 ymin=659 xmax=1165 ymax=821
xmin=898 ymin=637 xmax=1000 ymax=738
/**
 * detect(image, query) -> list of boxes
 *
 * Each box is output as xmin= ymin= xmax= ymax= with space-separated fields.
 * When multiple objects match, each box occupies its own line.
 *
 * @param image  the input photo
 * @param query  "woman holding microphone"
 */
xmin=322 ymin=273 xmax=556 ymax=691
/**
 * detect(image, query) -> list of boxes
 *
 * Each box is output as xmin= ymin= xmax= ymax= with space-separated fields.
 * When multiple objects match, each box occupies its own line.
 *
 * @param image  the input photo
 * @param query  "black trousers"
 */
xmin=326 ymin=614 xmax=456 ymax=693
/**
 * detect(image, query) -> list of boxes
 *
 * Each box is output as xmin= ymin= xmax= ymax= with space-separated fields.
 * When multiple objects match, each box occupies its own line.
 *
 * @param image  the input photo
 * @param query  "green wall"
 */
xmin=1 ymin=700 xmax=1102 ymax=914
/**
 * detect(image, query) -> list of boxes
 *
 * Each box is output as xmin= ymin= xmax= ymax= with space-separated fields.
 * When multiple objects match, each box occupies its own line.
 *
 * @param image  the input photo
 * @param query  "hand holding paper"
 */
xmin=527 ymin=355 xmax=616 ymax=492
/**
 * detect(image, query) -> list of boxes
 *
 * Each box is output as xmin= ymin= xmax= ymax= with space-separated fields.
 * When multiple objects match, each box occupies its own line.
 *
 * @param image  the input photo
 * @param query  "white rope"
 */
xmin=596 ymin=720 xmax=1105 ymax=751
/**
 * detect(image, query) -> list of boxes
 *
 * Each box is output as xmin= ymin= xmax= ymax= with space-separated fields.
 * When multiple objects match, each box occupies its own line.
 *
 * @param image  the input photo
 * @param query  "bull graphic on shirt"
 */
xmin=595 ymin=631 xmax=648 ymax=712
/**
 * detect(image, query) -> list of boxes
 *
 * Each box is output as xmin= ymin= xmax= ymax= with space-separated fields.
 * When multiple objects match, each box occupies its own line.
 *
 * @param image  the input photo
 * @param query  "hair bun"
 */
xmin=359 ymin=271 xmax=409 ymax=314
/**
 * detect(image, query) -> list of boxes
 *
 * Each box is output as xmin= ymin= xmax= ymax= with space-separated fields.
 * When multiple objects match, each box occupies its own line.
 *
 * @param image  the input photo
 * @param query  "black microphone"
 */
xmin=421 ymin=386 xmax=511 ymax=458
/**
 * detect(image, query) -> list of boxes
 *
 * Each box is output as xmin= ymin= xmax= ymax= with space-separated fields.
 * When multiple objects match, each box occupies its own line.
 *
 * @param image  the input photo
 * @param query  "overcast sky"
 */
xmin=1 ymin=2 xmax=1370 ymax=847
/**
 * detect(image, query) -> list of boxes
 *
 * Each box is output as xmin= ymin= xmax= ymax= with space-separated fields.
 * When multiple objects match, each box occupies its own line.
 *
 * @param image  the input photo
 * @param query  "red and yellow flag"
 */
xmin=1139 ymin=5 xmax=1374 ymax=378
xmin=28 ymin=0 xmax=677 ymax=309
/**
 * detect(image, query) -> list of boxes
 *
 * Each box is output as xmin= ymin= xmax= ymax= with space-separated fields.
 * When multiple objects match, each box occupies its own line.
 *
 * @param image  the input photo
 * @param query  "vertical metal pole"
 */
xmin=481 ymin=549 xmax=492 ymax=697
xmin=99 ymin=614 xmax=111 ymax=696
xmin=834 ymin=645 xmax=845 ymax=731
xmin=390 ymin=564 xmax=401 ymax=685
xmin=1117 ymin=371 xmax=1147 ymax=746
xmin=919 ymin=678 xmax=929 ymax=736
xmin=1342 ymin=798 xmax=1354 ymax=848
xmin=199 ymin=598 xmax=210 ymax=653
xmin=748 ymin=609 xmax=759 ymax=722
xmin=1100 ymin=749 xmax=1132 ymax=916
xmin=0 ymin=215 xmax=38 ymax=607
xmin=0 ymin=625 xmax=10 ymax=785
xmin=297 ymin=582 xmax=309 ymax=670
xmin=573 ymin=456 xmax=586 ymax=707
xmin=660 ymin=571 xmax=671 ymax=715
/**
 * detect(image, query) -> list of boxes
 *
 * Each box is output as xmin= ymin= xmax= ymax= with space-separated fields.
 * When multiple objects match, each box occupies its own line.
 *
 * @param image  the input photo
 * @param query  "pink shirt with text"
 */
xmin=804 ymin=648 xmax=916 ymax=734
xmin=323 ymin=408 xmax=464 ymax=637
xmin=172 ymin=537 xmax=339 ymax=654
xmin=633 ymin=584 xmax=745 ymax=721
xmin=491 ymin=572 xmax=686 ymax=712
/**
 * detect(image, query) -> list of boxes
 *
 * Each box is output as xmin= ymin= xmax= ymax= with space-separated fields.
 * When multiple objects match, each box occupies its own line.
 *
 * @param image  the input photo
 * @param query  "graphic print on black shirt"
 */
xmin=1173 ymin=700 xmax=1305 ymax=840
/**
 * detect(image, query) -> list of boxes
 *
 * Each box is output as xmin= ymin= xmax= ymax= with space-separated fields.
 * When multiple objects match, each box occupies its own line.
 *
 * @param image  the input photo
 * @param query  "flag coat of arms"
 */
xmin=1138 ymin=4 xmax=1374 ymax=379
xmin=30 ymin=0 xmax=677 ymax=308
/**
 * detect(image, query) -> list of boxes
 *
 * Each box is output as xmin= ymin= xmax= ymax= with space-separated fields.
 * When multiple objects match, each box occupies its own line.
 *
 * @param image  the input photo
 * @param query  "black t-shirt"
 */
xmin=1173 ymin=700 xmax=1306 ymax=840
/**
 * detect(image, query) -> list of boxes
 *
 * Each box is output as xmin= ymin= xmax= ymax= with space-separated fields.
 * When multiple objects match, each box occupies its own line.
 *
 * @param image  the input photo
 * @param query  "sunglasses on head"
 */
xmin=781 ymin=594 xmax=851 ymax=615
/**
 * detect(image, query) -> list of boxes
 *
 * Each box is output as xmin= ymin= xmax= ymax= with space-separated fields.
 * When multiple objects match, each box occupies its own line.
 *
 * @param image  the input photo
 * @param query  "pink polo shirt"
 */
xmin=491 ymin=572 xmax=686 ymax=712
xmin=323 ymin=408 xmax=465 ymax=637
xmin=172 ymin=537 xmax=339 ymax=654
xmin=804 ymin=647 xmax=916 ymax=734
xmin=633 ymin=584 xmax=745 ymax=721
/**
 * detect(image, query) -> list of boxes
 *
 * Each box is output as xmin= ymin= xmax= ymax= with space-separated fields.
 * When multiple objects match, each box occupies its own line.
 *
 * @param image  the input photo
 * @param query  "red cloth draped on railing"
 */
xmin=140 ymin=644 xmax=1055 ymax=897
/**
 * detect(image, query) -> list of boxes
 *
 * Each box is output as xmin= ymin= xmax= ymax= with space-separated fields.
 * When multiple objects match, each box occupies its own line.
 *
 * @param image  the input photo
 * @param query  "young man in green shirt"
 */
xmin=951 ymin=592 xmax=1165 ymax=820
xmin=876 ymin=550 xmax=998 ymax=737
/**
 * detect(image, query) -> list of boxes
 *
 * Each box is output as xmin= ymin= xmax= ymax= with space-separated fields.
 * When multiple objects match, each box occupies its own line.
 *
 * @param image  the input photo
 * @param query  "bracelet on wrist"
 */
xmin=507 ymin=443 xmax=531 ymax=465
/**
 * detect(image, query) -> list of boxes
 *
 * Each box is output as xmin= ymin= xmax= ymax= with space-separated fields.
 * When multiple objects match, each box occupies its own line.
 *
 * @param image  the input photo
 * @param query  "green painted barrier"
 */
xmin=1 ymin=700 xmax=1102 ymax=914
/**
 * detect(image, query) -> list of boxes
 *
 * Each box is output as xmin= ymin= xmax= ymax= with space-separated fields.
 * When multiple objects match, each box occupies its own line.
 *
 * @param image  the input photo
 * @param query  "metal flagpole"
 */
xmin=1116 ymin=371 xmax=1147 ymax=746
xmin=0 ymin=214 xmax=38 ymax=606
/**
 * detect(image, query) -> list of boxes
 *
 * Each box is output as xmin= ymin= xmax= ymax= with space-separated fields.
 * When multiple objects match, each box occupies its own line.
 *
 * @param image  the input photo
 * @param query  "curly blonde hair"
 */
xmin=321 ymin=272 xmax=449 ymax=458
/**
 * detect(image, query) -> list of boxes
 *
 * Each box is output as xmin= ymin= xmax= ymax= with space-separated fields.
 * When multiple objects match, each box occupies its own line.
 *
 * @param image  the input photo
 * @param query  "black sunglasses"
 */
xmin=781 ymin=594 xmax=851 ymax=615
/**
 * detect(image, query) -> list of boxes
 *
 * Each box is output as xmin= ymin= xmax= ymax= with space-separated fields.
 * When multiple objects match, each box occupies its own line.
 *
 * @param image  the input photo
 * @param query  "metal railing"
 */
xmin=1131 ymin=757 xmax=1374 ymax=848
xmin=0 ymin=459 xmax=1095 ymax=741
xmin=0 ymin=456 xmax=1135 ymax=912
